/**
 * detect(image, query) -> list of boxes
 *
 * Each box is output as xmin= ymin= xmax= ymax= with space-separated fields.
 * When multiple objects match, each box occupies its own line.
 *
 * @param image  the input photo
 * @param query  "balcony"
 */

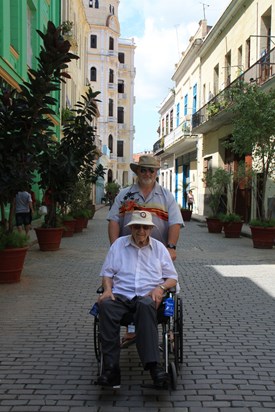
xmin=153 ymin=137 xmax=164 ymax=154
xmin=192 ymin=47 xmax=275 ymax=133
xmin=108 ymin=83 xmax=116 ymax=90
xmin=118 ymin=123 xmax=126 ymax=130
xmin=118 ymin=93 xmax=127 ymax=100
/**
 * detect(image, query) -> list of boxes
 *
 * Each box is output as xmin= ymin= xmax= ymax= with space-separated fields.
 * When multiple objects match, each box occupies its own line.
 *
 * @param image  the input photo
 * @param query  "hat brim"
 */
xmin=130 ymin=163 xmax=160 ymax=174
xmin=126 ymin=221 xmax=155 ymax=227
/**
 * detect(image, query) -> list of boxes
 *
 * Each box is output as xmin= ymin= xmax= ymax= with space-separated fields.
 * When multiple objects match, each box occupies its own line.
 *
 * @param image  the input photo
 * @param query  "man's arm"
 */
xmin=108 ymin=220 xmax=120 ymax=244
xmin=167 ymin=223 xmax=181 ymax=261
xmin=98 ymin=276 xmax=115 ymax=302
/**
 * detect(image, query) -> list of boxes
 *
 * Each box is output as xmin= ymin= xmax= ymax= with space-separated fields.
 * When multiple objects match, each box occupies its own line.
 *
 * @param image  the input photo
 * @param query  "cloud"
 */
xmin=118 ymin=0 xmax=232 ymax=151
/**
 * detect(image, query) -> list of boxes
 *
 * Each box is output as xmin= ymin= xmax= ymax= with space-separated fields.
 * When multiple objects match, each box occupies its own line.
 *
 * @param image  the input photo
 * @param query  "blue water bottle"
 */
xmin=164 ymin=297 xmax=174 ymax=317
xmin=89 ymin=302 xmax=99 ymax=317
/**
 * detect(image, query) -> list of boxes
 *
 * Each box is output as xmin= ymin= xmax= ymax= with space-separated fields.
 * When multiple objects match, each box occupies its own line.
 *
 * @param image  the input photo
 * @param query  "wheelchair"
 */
xmin=92 ymin=286 xmax=183 ymax=390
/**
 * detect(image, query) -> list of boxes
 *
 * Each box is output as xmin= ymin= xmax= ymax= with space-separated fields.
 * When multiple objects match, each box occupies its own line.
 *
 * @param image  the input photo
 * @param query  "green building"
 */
xmin=0 ymin=0 xmax=61 ymax=207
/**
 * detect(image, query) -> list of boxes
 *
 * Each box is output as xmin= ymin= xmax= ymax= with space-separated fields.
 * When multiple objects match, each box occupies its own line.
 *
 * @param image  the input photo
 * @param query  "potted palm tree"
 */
xmin=225 ymin=82 xmax=275 ymax=248
xmin=0 ymin=21 xmax=79 ymax=277
xmin=36 ymin=87 xmax=103 ymax=248
xmin=202 ymin=168 xmax=231 ymax=233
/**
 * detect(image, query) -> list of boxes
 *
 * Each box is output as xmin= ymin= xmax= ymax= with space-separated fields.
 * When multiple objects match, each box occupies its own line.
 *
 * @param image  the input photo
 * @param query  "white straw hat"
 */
xmin=126 ymin=211 xmax=155 ymax=227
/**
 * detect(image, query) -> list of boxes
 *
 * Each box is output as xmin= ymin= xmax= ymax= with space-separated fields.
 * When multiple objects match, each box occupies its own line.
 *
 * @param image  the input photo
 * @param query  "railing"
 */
xmin=153 ymin=138 xmax=164 ymax=153
xmin=192 ymin=47 xmax=275 ymax=129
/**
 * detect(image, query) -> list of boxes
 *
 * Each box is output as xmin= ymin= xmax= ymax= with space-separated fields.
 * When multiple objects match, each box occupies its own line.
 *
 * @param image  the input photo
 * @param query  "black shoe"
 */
xmin=148 ymin=363 xmax=169 ymax=387
xmin=98 ymin=367 xmax=121 ymax=388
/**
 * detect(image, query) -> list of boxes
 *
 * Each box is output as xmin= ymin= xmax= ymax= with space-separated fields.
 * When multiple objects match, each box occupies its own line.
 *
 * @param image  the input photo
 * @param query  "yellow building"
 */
xmin=156 ymin=0 xmax=275 ymax=221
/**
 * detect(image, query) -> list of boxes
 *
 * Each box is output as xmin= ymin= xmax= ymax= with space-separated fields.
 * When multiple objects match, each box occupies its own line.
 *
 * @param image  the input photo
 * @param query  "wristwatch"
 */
xmin=167 ymin=243 xmax=176 ymax=250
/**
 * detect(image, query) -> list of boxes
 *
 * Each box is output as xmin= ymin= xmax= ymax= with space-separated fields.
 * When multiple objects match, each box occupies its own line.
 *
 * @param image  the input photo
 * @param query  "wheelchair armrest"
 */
xmin=96 ymin=286 xmax=104 ymax=294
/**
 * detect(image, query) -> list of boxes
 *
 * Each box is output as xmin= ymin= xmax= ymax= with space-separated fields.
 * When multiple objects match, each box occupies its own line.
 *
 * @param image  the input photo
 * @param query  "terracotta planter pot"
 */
xmin=206 ymin=217 xmax=223 ymax=233
xmin=180 ymin=209 xmax=192 ymax=222
xmin=0 ymin=247 xmax=28 ymax=283
xmin=35 ymin=227 xmax=63 ymax=251
xmin=82 ymin=217 xmax=89 ymax=229
xmin=62 ymin=219 xmax=76 ymax=237
xmin=223 ymin=221 xmax=243 ymax=238
xmin=250 ymin=226 xmax=275 ymax=249
xmin=74 ymin=217 xmax=86 ymax=233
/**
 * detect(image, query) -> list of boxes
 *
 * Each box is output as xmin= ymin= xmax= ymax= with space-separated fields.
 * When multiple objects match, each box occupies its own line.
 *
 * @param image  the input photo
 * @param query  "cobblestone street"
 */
xmin=0 ymin=206 xmax=274 ymax=412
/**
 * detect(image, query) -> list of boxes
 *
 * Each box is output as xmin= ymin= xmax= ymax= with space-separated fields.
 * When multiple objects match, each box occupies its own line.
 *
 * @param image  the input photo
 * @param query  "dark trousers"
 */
xmin=99 ymin=295 xmax=160 ymax=370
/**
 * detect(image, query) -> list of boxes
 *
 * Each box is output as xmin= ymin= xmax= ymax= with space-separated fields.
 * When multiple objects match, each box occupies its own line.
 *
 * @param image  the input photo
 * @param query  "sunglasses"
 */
xmin=132 ymin=224 xmax=152 ymax=230
xmin=140 ymin=167 xmax=156 ymax=174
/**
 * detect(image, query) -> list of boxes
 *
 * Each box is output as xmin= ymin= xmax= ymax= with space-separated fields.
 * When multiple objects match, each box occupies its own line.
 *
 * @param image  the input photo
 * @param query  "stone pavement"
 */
xmin=0 ymin=206 xmax=274 ymax=412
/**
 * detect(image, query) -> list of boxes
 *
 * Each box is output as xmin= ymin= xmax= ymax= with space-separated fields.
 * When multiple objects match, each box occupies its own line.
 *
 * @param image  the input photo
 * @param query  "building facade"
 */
xmin=83 ymin=0 xmax=136 ymax=197
xmin=155 ymin=0 xmax=275 ymax=221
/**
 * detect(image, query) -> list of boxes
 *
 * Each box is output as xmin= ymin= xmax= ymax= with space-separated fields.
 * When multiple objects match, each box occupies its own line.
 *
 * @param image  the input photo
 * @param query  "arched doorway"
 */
xmin=108 ymin=169 xmax=113 ymax=183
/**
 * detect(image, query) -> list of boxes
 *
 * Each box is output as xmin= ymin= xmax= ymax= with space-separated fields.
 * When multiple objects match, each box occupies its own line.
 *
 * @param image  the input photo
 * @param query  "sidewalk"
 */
xmin=191 ymin=213 xmax=252 ymax=238
xmin=0 ymin=206 xmax=274 ymax=411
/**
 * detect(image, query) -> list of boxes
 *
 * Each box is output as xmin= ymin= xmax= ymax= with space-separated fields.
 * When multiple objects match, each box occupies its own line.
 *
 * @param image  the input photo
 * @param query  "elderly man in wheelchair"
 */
xmin=95 ymin=210 xmax=179 ymax=389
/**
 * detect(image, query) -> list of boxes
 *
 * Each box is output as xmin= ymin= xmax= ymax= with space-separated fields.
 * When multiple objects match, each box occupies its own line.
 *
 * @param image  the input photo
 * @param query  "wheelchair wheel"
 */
xmin=168 ymin=361 xmax=177 ymax=390
xmin=93 ymin=316 xmax=101 ymax=362
xmin=174 ymin=296 xmax=183 ymax=366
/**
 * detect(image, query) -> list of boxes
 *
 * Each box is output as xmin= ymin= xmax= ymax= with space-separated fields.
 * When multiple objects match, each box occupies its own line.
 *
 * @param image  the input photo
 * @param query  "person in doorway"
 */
xmin=187 ymin=190 xmax=194 ymax=211
xmin=107 ymin=155 xmax=183 ymax=262
xmin=97 ymin=211 xmax=178 ymax=388
xmin=15 ymin=189 xmax=34 ymax=236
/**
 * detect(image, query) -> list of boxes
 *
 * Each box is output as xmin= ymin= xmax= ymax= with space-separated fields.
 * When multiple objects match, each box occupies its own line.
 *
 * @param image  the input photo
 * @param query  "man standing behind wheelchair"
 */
xmin=97 ymin=210 xmax=178 ymax=389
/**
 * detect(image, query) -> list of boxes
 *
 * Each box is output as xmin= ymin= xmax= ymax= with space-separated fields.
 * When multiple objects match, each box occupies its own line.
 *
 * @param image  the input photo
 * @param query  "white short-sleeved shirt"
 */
xmin=99 ymin=235 xmax=178 ymax=300
xmin=107 ymin=182 xmax=184 ymax=244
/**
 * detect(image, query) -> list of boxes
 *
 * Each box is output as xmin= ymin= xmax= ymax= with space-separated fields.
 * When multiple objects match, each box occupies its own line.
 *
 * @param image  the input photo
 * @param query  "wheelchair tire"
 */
xmin=175 ymin=296 xmax=183 ymax=365
xmin=168 ymin=361 xmax=177 ymax=390
xmin=94 ymin=316 xmax=101 ymax=362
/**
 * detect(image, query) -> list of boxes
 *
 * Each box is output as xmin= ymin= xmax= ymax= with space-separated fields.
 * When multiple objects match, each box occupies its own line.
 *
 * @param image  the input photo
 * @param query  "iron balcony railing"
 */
xmin=192 ymin=47 xmax=275 ymax=129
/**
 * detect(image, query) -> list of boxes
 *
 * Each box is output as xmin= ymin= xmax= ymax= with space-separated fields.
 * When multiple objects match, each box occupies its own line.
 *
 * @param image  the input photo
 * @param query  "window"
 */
xmin=225 ymin=51 xmax=231 ymax=85
xmin=118 ymin=52 xmax=125 ymax=63
xmin=192 ymin=84 xmax=197 ymax=114
xmin=176 ymin=103 xmax=180 ymax=127
xmin=213 ymin=64 xmax=219 ymax=95
xmin=117 ymin=107 xmax=124 ymax=123
xmin=169 ymin=109 xmax=173 ymax=132
xmin=184 ymin=94 xmax=188 ymax=116
xmin=161 ymin=118 xmax=164 ymax=136
xmin=117 ymin=140 xmax=124 ymax=157
xmin=109 ymin=69 xmax=114 ymax=83
xmin=246 ymin=38 xmax=251 ymax=69
xmin=165 ymin=114 xmax=169 ymax=135
xmin=118 ymin=80 xmax=124 ymax=93
xmin=90 ymin=35 xmax=97 ymax=48
xmin=109 ymin=37 xmax=114 ymax=50
xmin=89 ymin=0 xmax=99 ymax=8
xmin=108 ymin=134 xmax=113 ymax=152
xmin=238 ymin=46 xmax=243 ymax=74
xmin=90 ymin=67 xmax=97 ymax=81
xmin=109 ymin=99 xmax=114 ymax=117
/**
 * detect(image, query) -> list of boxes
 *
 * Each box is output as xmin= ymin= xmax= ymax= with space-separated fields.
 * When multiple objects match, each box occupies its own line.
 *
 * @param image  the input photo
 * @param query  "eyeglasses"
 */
xmin=132 ymin=224 xmax=152 ymax=230
xmin=140 ymin=167 xmax=156 ymax=174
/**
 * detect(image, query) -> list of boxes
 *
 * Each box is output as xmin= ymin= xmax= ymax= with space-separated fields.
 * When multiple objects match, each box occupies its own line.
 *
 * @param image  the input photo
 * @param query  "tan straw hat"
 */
xmin=126 ymin=211 xmax=155 ymax=227
xmin=130 ymin=155 xmax=160 ymax=174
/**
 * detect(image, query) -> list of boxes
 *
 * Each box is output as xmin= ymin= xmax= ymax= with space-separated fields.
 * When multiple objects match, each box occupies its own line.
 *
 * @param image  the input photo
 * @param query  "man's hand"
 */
xmin=167 ymin=248 xmax=176 ymax=261
xmin=98 ymin=289 xmax=115 ymax=303
xmin=149 ymin=286 xmax=165 ymax=309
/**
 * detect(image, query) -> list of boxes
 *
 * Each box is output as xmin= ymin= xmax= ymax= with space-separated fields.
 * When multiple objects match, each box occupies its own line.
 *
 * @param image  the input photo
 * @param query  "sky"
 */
xmin=118 ymin=0 xmax=232 ymax=154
